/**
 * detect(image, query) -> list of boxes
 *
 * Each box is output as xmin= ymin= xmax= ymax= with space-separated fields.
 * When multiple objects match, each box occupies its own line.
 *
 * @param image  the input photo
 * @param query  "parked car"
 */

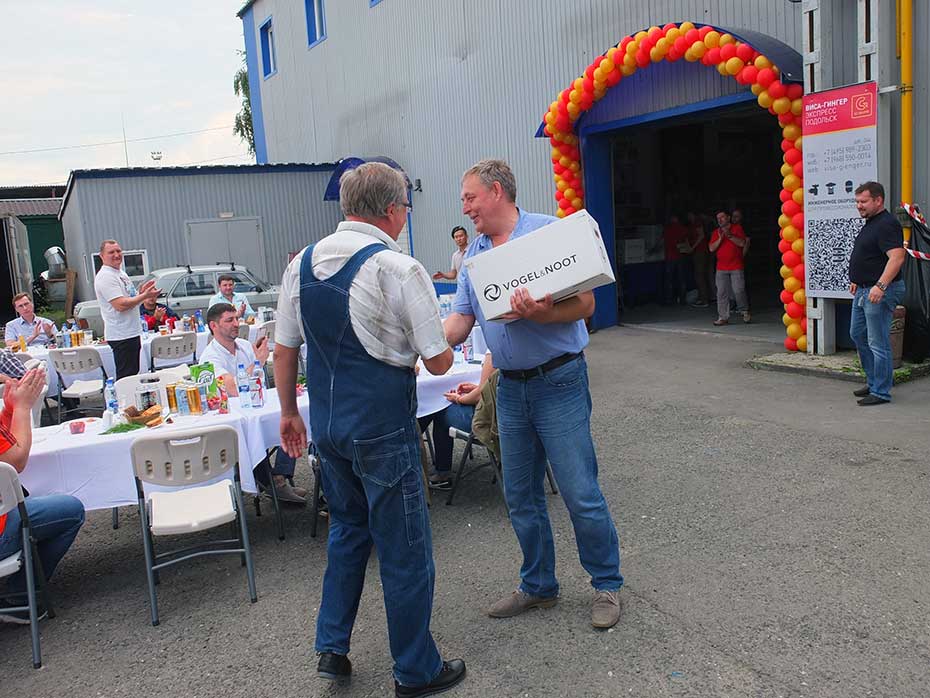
xmin=74 ymin=264 xmax=278 ymax=336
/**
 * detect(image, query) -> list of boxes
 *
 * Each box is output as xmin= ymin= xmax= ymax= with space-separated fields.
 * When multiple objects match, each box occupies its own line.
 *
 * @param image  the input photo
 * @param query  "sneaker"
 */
xmin=742 ymin=311 xmax=752 ymax=324
xmin=317 ymin=652 xmax=351 ymax=681
xmin=857 ymin=395 xmax=890 ymax=406
xmin=591 ymin=590 xmax=622 ymax=629
xmin=265 ymin=481 xmax=307 ymax=505
xmin=487 ymin=589 xmax=558 ymax=618
xmin=853 ymin=386 xmax=870 ymax=397
xmin=428 ymin=473 xmax=452 ymax=491
xmin=395 ymin=659 xmax=467 ymax=698
xmin=689 ymin=301 xmax=709 ymax=308
xmin=713 ymin=319 xmax=729 ymax=326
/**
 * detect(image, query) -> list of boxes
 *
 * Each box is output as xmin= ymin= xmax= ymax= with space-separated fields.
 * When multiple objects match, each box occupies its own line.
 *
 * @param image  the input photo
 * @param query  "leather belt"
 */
xmin=499 ymin=352 xmax=582 ymax=381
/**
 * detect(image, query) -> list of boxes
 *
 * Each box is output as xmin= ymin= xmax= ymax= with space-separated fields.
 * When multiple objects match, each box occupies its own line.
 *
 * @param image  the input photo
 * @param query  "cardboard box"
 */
xmin=462 ymin=210 xmax=615 ymax=321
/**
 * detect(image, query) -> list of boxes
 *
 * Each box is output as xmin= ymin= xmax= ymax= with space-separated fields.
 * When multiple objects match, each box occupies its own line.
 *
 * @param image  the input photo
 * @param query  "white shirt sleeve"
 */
xmin=275 ymin=251 xmax=304 ymax=349
xmin=389 ymin=261 xmax=449 ymax=360
xmin=95 ymin=269 xmax=128 ymax=304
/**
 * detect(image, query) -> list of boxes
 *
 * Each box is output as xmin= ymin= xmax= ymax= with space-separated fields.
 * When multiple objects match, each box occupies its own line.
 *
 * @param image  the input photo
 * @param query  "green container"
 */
xmin=190 ymin=362 xmax=218 ymax=397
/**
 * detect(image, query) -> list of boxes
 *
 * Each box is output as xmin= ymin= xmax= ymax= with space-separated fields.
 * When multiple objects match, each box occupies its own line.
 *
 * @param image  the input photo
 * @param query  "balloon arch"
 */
xmin=542 ymin=21 xmax=807 ymax=351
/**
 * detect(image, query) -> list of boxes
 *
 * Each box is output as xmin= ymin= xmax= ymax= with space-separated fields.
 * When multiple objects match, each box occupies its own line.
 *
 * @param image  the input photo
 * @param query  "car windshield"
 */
xmin=143 ymin=274 xmax=174 ymax=294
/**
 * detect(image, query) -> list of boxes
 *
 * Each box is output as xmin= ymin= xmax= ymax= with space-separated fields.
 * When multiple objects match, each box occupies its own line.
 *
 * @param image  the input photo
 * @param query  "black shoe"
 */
xmin=395 ymin=659 xmax=467 ymax=698
xmin=853 ymin=386 xmax=870 ymax=397
xmin=857 ymin=395 xmax=890 ymax=406
xmin=317 ymin=652 xmax=351 ymax=681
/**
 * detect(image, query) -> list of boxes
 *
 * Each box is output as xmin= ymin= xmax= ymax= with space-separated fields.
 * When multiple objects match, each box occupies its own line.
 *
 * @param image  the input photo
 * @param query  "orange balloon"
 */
xmin=792 ymin=187 xmax=804 ymax=205
xmin=725 ymin=57 xmax=744 ymax=75
xmin=797 ymin=335 xmax=808 ymax=352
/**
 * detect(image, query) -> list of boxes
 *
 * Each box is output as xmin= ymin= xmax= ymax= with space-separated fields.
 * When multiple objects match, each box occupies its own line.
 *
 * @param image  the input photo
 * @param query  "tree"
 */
xmin=233 ymin=50 xmax=255 ymax=156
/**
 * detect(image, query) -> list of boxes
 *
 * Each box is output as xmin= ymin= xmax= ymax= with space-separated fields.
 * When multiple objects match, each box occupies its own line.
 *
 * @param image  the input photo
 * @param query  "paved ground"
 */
xmin=5 ymin=325 xmax=930 ymax=697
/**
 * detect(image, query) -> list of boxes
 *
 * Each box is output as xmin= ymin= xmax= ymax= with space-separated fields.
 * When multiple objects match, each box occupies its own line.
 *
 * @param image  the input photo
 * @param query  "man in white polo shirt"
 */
xmin=93 ymin=239 xmax=159 ymax=379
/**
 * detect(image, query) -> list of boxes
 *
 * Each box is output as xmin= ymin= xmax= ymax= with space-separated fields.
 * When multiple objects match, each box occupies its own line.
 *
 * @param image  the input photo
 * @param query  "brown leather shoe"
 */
xmin=487 ymin=590 xmax=558 ymax=618
xmin=591 ymin=590 xmax=621 ymax=628
xmin=713 ymin=318 xmax=728 ymax=326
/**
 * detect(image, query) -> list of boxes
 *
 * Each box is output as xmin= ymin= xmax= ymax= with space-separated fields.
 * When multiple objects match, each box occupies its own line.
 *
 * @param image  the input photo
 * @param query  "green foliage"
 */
xmin=233 ymin=50 xmax=255 ymax=156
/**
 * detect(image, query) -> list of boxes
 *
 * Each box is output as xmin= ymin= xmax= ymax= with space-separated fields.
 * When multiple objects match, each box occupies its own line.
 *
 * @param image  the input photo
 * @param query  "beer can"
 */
xmin=175 ymin=385 xmax=189 ymax=415
xmin=165 ymin=383 xmax=178 ymax=413
xmin=197 ymin=383 xmax=209 ymax=411
xmin=186 ymin=384 xmax=202 ymax=415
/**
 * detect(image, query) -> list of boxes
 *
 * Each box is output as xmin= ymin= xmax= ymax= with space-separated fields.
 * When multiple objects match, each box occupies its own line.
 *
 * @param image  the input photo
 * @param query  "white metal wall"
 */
xmin=247 ymin=0 xmax=805 ymax=273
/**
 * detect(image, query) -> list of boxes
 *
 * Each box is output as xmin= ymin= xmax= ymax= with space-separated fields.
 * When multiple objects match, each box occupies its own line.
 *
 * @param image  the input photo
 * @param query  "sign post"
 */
xmin=801 ymin=81 xmax=879 ymax=354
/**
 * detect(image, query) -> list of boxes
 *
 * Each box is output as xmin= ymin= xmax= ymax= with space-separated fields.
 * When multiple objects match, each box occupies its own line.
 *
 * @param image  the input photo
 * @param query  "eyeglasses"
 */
xmin=400 ymin=201 xmax=412 ymax=209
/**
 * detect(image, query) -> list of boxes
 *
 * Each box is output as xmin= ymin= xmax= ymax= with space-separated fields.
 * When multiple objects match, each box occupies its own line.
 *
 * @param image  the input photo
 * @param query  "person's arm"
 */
xmin=4 ymin=324 xmax=18 ymax=347
xmin=250 ymin=336 xmax=270 ymax=368
xmin=502 ymin=288 xmax=595 ymax=324
xmin=108 ymin=279 xmax=159 ymax=312
xmin=0 ymin=369 xmax=44 ymax=472
xmin=451 ymin=353 xmax=494 ymax=405
xmin=443 ymin=312 xmax=475 ymax=347
xmin=708 ymin=231 xmax=723 ymax=252
xmin=275 ymin=343 xmax=305 ymax=458
xmin=728 ymin=230 xmax=747 ymax=248
xmin=868 ymin=248 xmax=907 ymax=303
xmin=432 ymin=270 xmax=456 ymax=281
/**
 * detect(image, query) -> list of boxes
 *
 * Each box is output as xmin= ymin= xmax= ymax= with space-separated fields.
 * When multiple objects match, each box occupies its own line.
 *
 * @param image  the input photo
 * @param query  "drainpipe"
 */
xmin=899 ymin=0 xmax=914 ymax=241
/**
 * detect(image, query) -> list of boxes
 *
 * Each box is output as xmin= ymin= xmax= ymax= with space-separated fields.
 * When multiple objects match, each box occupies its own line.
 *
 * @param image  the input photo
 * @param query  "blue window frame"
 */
xmin=305 ymin=0 xmax=326 ymax=48
xmin=259 ymin=17 xmax=276 ymax=78
xmin=370 ymin=0 xmax=384 ymax=6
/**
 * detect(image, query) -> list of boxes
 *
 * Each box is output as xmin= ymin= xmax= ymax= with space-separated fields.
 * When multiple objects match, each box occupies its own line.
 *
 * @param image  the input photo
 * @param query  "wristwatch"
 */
xmin=876 ymin=281 xmax=887 ymax=292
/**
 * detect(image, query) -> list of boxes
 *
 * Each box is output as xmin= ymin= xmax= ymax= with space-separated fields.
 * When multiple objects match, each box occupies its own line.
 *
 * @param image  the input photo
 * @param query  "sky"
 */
xmin=0 ymin=1 xmax=253 ymax=187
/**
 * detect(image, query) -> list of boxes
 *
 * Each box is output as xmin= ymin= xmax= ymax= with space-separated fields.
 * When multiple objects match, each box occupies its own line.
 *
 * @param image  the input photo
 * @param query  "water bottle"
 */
xmin=462 ymin=332 xmax=474 ymax=363
xmin=62 ymin=326 xmax=72 ymax=348
xmin=195 ymin=309 xmax=205 ymax=332
xmin=141 ymin=316 xmax=149 ymax=335
xmin=250 ymin=362 xmax=265 ymax=409
xmin=453 ymin=344 xmax=464 ymax=365
xmin=237 ymin=363 xmax=250 ymax=408
xmin=104 ymin=378 xmax=119 ymax=414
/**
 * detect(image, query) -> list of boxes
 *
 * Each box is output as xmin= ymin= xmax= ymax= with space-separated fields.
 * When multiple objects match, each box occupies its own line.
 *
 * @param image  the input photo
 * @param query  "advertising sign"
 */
xmin=801 ymin=81 xmax=878 ymax=298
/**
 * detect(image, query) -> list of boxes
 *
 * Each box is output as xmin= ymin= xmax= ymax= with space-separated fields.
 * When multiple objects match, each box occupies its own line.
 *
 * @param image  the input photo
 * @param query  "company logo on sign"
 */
xmin=851 ymin=91 xmax=874 ymax=120
xmin=483 ymin=284 xmax=501 ymax=301
xmin=482 ymin=255 xmax=579 ymax=302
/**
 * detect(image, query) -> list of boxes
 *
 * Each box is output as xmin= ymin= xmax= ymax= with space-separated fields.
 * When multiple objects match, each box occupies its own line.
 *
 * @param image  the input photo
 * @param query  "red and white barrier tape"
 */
xmin=902 ymin=202 xmax=925 ymax=225
xmin=906 ymin=248 xmax=930 ymax=261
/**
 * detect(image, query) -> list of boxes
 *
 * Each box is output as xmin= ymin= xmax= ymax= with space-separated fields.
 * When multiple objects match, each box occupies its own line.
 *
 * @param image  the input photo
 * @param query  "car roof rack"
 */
xmin=176 ymin=264 xmax=192 ymax=274
xmin=215 ymin=261 xmax=236 ymax=271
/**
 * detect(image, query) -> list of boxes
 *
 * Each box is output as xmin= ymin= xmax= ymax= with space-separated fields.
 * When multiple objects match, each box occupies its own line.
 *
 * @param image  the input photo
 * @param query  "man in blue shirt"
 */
xmin=444 ymin=159 xmax=622 ymax=629
xmin=208 ymin=275 xmax=256 ymax=319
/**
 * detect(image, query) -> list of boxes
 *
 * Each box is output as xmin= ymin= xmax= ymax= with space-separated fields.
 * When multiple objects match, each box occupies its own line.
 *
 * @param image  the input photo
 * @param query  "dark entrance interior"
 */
xmin=609 ymin=101 xmax=783 ymax=325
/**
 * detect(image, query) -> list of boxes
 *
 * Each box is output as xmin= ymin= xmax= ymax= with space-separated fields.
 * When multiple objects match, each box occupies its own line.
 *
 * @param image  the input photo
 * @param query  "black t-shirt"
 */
xmin=848 ymin=209 xmax=903 ymax=286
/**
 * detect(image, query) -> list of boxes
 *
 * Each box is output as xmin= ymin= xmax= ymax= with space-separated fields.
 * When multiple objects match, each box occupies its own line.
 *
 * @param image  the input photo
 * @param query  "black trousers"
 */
xmin=109 ymin=336 xmax=141 ymax=380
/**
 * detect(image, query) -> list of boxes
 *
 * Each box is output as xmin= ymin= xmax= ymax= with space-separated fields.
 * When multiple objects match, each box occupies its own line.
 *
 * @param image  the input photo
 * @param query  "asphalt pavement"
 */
xmin=5 ymin=325 xmax=930 ymax=697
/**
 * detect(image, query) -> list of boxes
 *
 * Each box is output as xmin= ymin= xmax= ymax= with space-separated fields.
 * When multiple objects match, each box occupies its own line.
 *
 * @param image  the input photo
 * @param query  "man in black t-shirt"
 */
xmin=848 ymin=181 xmax=907 ymax=405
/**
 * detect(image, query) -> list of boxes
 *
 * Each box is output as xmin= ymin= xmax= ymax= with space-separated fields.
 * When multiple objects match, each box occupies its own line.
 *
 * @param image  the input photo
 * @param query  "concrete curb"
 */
xmin=747 ymin=354 xmax=930 ymax=385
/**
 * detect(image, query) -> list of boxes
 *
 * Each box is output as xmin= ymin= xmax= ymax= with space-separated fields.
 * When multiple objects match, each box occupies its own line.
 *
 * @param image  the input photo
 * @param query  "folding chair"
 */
xmin=237 ymin=324 xmax=251 ymax=340
xmin=149 ymin=332 xmax=197 ymax=372
xmin=154 ymin=364 xmax=191 ymax=381
xmin=130 ymin=425 xmax=257 ymax=626
xmin=445 ymin=427 xmax=558 ymax=508
xmin=251 ymin=449 xmax=286 ymax=541
xmin=48 ymin=347 xmax=107 ymax=423
xmin=0 ymin=462 xmax=57 ymax=669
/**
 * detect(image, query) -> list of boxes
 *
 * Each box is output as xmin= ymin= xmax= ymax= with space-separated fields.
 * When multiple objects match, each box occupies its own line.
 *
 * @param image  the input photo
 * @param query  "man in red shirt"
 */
xmin=709 ymin=211 xmax=750 ymax=325
xmin=661 ymin=215 xmax=691 ymax=305
xmin=0 ymin=369 xmax=85 ymax=624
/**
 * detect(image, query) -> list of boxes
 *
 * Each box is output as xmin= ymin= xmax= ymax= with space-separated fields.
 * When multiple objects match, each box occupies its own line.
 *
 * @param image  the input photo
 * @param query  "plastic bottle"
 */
xmin=141 ymin=316 xmax=149 ymax=335
xmin=250 ymin=360 xmax=265 ymax=408
xmin=62 ymin=326 xmax=72 ymax=348
xmin=104 ymin=378 xmax=119 ymax=414
xmin=195 ymin=309 xmax=205 ymax=332
xmin=216 ymin=376 xmax=229 ymax=414
xmin=462 ymin=332 xmax=474 ymax=363
xmin=237 ymin=363 xmax=250 ymax=408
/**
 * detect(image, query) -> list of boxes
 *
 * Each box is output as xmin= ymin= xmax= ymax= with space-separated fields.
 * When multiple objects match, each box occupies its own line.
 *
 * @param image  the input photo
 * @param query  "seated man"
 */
xmin=418 ymin=352 xmax=494 ymax=490
xmin=139 ymin=294 xmax=179 ymax=331
xmin=200 ymin=303 xmax=305 ymax=504
xmin=5 ymin=294 xmax=56 ymax=348
xmin=208 ymin=275 xmax=255 ymax=320
xmin=0 ymin=369 xmax=85 ymax=624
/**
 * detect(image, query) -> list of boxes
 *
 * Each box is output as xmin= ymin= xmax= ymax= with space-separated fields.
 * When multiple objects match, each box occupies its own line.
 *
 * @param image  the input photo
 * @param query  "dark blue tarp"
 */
xmin=323 ymin=156 xmax=409 ymax=200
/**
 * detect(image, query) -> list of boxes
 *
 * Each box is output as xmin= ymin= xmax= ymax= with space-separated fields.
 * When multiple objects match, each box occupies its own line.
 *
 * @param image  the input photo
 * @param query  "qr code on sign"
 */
xmin=805 ymin=218 xmax=863 ymax=295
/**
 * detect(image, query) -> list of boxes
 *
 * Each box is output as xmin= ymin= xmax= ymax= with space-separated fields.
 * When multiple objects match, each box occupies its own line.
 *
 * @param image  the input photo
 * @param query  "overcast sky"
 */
xmin=0 ymin=1 xmax=253 ymax=187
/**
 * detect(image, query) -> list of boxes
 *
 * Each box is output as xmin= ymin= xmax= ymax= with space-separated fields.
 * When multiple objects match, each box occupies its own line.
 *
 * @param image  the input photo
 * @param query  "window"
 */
xmin=305 ymin=0 xmax=326 ymax=47
xmin=259 ymin=17 xmax=276 ymax=78
xmin=91 ymin=249 xmax=149 ymax=280
xmin=170 ymin=273 xmax=215 ymax=299
xmin=370 ymin=0 xmax=384 ymax=6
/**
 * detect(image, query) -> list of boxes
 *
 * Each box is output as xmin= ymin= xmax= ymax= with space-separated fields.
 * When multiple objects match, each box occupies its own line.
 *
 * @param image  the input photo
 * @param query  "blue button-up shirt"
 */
xmin=453 ymin=208 xmax=589 ymax=371
xmin=4 ymin=315 xmax=57 ymax=347
xmin=208 ymin=292 xmax=255 ymax=318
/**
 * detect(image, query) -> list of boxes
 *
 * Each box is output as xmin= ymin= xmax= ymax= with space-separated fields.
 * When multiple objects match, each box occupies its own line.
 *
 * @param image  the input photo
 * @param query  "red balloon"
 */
xmin=782 ymin=251 xmax=802 ymax=268
xmin=705 ymin=47 xmax=722 ymax=64
xmin=606 ymin=68 xmax=622 ymax=86
xmin=740 ymin=65 xmax=759 ymax=84
xmin=782 ymin=200 xmax=801 ymax=217
xmin=698 ymin=26 xmax=713 ymax=39
xmin=667 ymin=48 xmax=682 ymax=62
xmin=793 ymin=161 xmax=804 ymax=177
xmin=801 ymin=318 xmax=808 ymax=332
xmin=780 ymin=188 xmax=792 ymax=202
xmin=784 ymin=148 xmax=802 ymax=165
xmin=579 ymin=95 xmax=594 ymax=110
xmin=685 ymin=29 xmax=700 ymax=43
xmin=636 ymin=49 xmax=650 ymax=67
xmin=720 ymin=43 xmax=737 ymax=61
xmin=793 ymin=263 xmax=805 ymax=280
xmin=585 ymin=65 xmax=596 ymax=80
xmin=787 ymin=83 xmax=804 ymax=99
xmin=757 ymin=68 xmax=776 ymax=87
xmin=791 ymin=212 xmax=804 ymax=229
xmin=786 ymin=302 xmax=804 ymax=319
xmin=674 ymin=36 xmax=688 ymax=53
xmin=780 ymin=289 xmax=793 ymax=303
xmin=564 ymin=206 xmax=577 ymax=216
xmin=555 ymin=190 xmax=564 ymax=201
xmin=736 ymin=43 xmax=755 ymax=62
xmin=784 ymin=337 xmax=799 ymax=351
xmin=767 ymin=81 xmax=787 ymax=99
xmin=778 ymin=113 xmax=796 ymax=126
xmin=553 ymin=164 xmax=565 ymax=175
xmin=781 ymin=138 xmax=794 ymax=153
xmin=558 ymin=198 xmax=571 ymax=210
xmin=647 ymin=26 xmax=663 ymax=42
xmin=620 ymin=36 xmax=634 ymax=52
xmin=662 ymin=22 xmax=677 ymax=31
xmin=575 ymin=187 xmax=585 ymax=198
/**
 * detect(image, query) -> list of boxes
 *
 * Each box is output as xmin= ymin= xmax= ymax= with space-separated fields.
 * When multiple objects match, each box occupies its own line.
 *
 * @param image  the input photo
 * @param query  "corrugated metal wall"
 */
xmin=64 ymin=170 xmax=342 ymax=300
xmin=247 ymin=0 xmax=804 ymax=273
xmin=915 ymin=1 xmax=930 ymax=213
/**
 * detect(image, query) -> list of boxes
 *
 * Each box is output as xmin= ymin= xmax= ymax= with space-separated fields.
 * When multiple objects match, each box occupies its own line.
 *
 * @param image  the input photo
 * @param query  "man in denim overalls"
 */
xmin=275 ymin=163 xmax=467 ymax=697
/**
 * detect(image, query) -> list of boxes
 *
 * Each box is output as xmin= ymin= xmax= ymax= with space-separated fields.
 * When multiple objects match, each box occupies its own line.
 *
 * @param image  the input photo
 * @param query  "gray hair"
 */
xmin=462 ymin=159 xmax=517 ymax=203
xmin=339 ymin=162 xmax=408 ymax=219
xmin=99 ymin=239 xmax=119 ymax=254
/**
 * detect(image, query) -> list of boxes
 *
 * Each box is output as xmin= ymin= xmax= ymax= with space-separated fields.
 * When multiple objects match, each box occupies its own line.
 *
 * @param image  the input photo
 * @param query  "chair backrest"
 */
xmin=150 ymin=332 xmax=197 ymax=364
xmin=155 ymin=364 xmax=190 ymax=381
xmin=48 ymin=347 xmax=105 ymax=376
xmin=115 ymin=372 xmax=167 ymax=408
xmin=131 ymin=425 xmax=239 ymax=487
xmin=257 ymin=321 xmax=275 ymax=347
xmin=237 ymin=324 xmax=251 ymax=340
xmin=0 ymin=462 xmax=25 ymax=519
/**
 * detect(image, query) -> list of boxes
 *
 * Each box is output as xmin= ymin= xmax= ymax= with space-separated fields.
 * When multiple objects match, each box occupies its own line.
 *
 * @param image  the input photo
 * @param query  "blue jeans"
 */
xmin=418 ymin=403 xmax=476 ymax=472
xmin=850 ymin=280 xmax=905 ymax=401
xmin=0 ymin=495 xmax=85 ymax=594
xmin=496 ymin=356 xmax=622 ymax=597
xmin=314 ymin=426 xmax=442 ymax=687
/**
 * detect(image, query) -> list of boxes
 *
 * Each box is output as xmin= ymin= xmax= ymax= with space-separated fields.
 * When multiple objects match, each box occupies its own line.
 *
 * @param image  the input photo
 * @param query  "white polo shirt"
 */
xmin=94 ymin=265 xmax=140 ymax=341
xmin=199 ymin=337 xmax=256 ymax=381
xmin=276 ymin=221 xmax=448 ymax=368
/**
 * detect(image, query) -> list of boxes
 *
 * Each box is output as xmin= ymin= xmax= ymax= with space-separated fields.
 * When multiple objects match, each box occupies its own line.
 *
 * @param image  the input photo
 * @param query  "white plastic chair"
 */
xmin=237 ymin=323 xmax=251 ymax=340
xmin=154 ymin=364 xmax=190 ymax=381
xmin=0 ymin=462 xmax=57 ymax=668
xmin=114 ymin=372 xmax=170 ymax=414
xmin=130 ymin=425 xmax=257 ymax=626
xmin=48 ymin=347 xmax=107 ymax=423
xmin=149 ymin=332 xmax=197 ymax=371
xmin=257 ymin=320 xmax=275 ymax=350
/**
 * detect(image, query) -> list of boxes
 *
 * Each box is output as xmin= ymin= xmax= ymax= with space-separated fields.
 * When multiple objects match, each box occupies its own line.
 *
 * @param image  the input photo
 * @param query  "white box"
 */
xmin=462 ymin=210 xmax=616 ymax=321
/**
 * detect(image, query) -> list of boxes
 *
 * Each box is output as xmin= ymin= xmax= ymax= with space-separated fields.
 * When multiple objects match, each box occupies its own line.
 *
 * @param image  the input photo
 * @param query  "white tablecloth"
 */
xmin=416 ymin=360 xmax=482 ymax=417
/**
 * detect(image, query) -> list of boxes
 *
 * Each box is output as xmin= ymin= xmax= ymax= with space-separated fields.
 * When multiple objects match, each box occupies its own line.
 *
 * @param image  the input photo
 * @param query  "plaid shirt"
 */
xmin=0 ymin=350 xmax=27 ymax=379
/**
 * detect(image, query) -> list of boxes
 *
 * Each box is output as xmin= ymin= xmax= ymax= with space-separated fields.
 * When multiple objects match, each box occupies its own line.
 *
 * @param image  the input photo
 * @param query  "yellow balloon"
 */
xmin=782 ymin=124 xmax=801 ymax=141
xmin=601 ymin=58 xmax=615 ymax=73
xmin=784 ymin=276 xmax=802 ymax=293
xmin=797 ymin=335 xmax=807 ymax=352
xmin=782 ymin=313 xmax=793 ymax=327
xmin=787 ymin=323 xmax=803 ymax=340
xmin=594 ymin=87 xmax=607 ymax=100
xmin=783 ymin=174 xmax=801 ymax=191
xmin=573 ymin=77 xmax=585 ymax=91
xmin=773 ymin=97 xmax=792 ymax=114
xmin=593 ymin=67 xmax=606 ymax=82
xmin=780 ymin=163 xmax=793 ymax=177
xmin=726 ymin=57 xmax=745 ymax=75
xmin=780 ymin=265 xmax=793 ymax=279
xmin=755 ymin=55 xmax=772 ymax=69
xmin=606 ymin=48 xmax=619 ymax=63
xmin=719 ymin=33 xmax=735 ymax=46
xmin=751 ymin=82 xmax=764 ymax=96
xmin=779 ymin=214 xmax=791 ymax=228
xmin=569 ymin=90 xmax=582 ymax=104
xmin=621 ymin=64 xmax=636 ymax=76
xmin=559 ymin=156 xmax=571 ymax=168
xmin=792 ymin=187 xmax=804 ymax=205
xmin=656 ymin=38 xmax=670 ymax=54
xmin=650 ymin=47 xmax=663 ymax=62
xmin=782 ymin=225 xmax=800 ymax=242
xmin=571 ymin=197 xmax=583 ymax=209
xmin=791 ymin=98 xmax=803 ymax=116
xmin=679 ymin=21 xmax=695 ymax=32
xmin=793 ymin=288 xmax=806 ymax=304
xmin=704 ymin=30 xmax=721 ymax=48
xmin=623 ymin=53 xmax=636 ymax=67
xmin=634 ymin=31 xmax=648 ymax=42
xmin=757 ymin=91 xmax=773 ymax=109
xmin=691 ymin=42 xmax=706 ymax=58
xmin=567 ymin=103 xmax=580 ymax=117
xmin=665 ymin=28 xmax=681 ymax=42
xmin=556 ymin=208 xmax=566 ymax=218
xmin=794 ymin=136 xmax=803 ymax=150
xmin=569 ymin=162 xmax=580 ymax=172
xmin=563 ymin=188 xmax=576 ymax=200
xmin=717 ymin=62 xmax=729 ymax=76
xmin=684 ymin=49 xmax=697 ymax=62
xmin=557 ymin=180 xmax=569 ymax=192
xmin=626 ymin=41 xmax=639 ymax=56
xmin=792 ymin=239 xmax=805 ymax=256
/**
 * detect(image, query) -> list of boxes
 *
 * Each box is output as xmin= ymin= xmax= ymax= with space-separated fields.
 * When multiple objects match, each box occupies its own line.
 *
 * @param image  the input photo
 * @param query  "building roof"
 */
xmin=0 ymin=198 xmax=62 ymax=217
xmin=236 ymin=0 xmax=258 ymax=18
xmin=59 ymin=162 xmax=337 ymax=221
xmin=0 ymin=184 xmax=67 ymax=199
